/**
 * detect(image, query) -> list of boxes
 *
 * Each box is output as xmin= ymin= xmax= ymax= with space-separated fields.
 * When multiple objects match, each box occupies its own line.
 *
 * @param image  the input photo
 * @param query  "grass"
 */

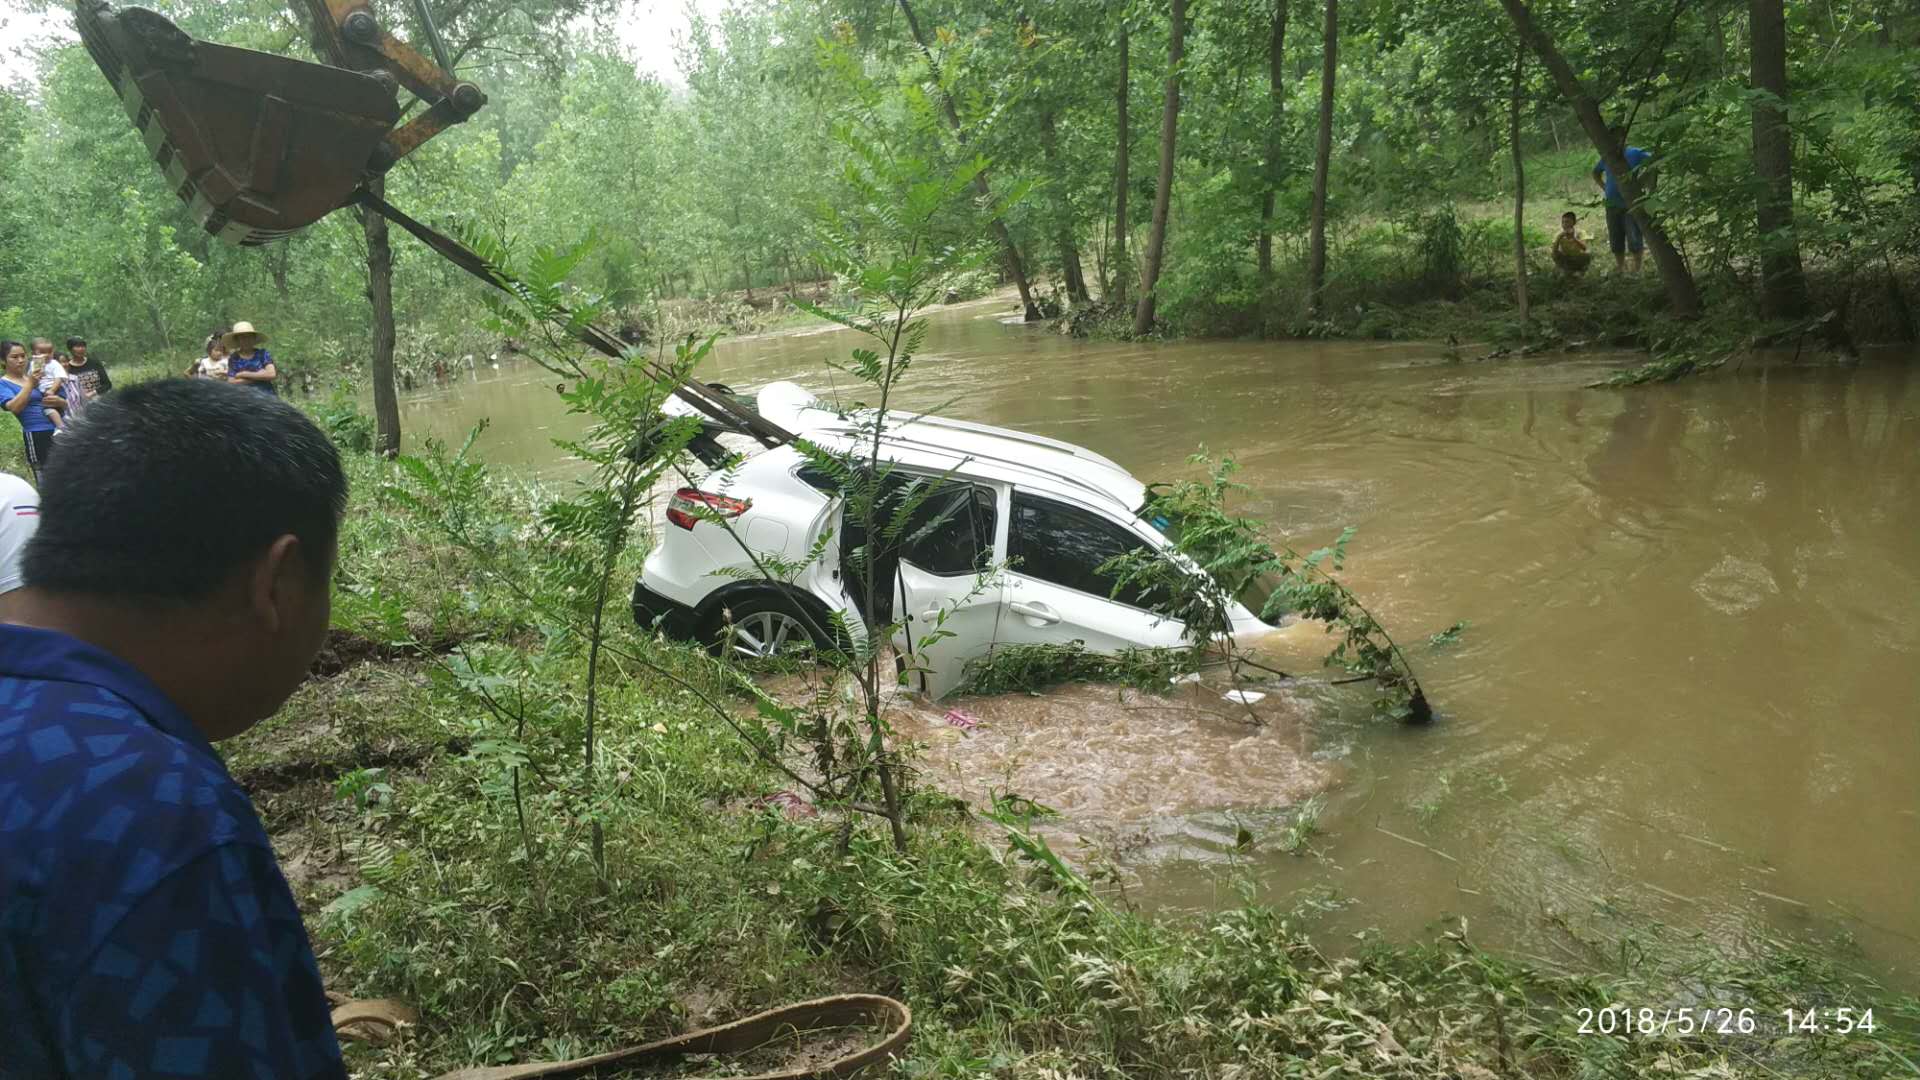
xmin=1276 ymin=795 xmax=1324 ymax=855
xmin=211 ymin=441 xmax=1920 ymax=1079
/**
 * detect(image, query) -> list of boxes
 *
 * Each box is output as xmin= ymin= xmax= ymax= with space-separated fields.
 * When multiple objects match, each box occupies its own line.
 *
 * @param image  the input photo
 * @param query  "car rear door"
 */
xmin=997 ymin=490 xmax=1188 ymax=654
xmin=887 ymin=479 xmax=1005 ymax=699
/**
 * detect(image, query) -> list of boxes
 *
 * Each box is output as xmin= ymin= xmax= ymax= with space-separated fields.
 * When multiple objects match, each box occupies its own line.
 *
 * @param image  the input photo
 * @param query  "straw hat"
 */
xmin=222 ymin=321 xmax=267 ymax=349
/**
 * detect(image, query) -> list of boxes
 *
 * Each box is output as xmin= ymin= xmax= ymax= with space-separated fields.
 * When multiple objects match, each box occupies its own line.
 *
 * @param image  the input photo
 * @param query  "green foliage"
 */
xmin=1108 ymin=452 xmax=1434 ymax=723
xmin=12 ymin=0 xmax=1915 ymax=379
xmin=314 ymin=388 xmax=375 ymax=453
xmin=955 ymin=641 xmax=1197 ymax=697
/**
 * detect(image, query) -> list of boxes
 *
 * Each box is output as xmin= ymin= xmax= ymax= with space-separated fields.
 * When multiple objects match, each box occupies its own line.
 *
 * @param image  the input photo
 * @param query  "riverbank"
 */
xmin=227 ymin=444 xmax=1920 ymax=1078
xmin=1047 ymin=186 xmax=1914 ymax=378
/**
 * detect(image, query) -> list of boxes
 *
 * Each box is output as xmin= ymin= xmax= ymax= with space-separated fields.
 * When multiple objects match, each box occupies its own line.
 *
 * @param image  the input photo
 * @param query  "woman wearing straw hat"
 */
xmin=223 ymin=322 xmax=277 ymax=395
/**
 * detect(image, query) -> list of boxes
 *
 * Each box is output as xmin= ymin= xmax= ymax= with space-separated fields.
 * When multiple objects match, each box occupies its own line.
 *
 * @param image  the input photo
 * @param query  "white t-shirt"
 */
xmin=0 ymin=472 xmax=40 ymax=594
xmin=35 ymin=358 xmax=67 ymax=394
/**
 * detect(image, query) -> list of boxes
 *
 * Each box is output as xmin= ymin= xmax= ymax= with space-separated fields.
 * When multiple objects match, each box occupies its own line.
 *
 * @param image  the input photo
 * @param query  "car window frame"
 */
xmin=1006 ymin=487 xmax=1168 ymax=613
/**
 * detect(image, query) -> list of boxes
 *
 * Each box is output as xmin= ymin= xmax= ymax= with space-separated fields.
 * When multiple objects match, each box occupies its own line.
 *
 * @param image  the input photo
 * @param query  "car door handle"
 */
xmin=1010 ymin=600 xmax=1061 ymax=626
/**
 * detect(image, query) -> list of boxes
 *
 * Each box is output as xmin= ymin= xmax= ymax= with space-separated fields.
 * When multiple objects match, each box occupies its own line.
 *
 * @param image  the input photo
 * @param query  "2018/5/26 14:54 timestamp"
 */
xmin=1576 ymin=1007 xmax=1878 ymax=1036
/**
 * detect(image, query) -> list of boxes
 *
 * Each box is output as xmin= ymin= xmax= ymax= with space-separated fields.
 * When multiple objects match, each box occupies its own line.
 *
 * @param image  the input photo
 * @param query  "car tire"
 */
xmin=705 ymin=592 xmax=836 ymax=663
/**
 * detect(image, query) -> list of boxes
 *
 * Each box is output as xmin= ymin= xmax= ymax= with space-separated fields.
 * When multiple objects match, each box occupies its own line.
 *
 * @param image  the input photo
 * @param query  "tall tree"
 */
xmin=896 ymin=0 xmax=1042 ymax=321
xmin=362 ymin=177 xmax=399 ymax=454
xmin=1257 ymin=0 xmax=1289 ymax=278
xmin=1306 ymin=0 xmax=1336 ymax=316
xmin=1751 ymin=0 xmax=1808 ymax=318
xmin=1132 ymin=0 xmax=1187 ymax=335
xmin=1111 ymin=19 xmax=1130 ymax=306
xmin=1038 ymin=110 xmax=1091 ymax=305
xmin=1509 ymin=38 xmax=1528 ymax=333
xmin=1497 ymin=0 xmax=1703 ymax=318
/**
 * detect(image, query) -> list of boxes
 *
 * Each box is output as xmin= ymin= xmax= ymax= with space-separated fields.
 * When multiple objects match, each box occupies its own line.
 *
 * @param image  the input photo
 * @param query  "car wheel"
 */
xmin=709 ymin=594 xmax=830 ymax=663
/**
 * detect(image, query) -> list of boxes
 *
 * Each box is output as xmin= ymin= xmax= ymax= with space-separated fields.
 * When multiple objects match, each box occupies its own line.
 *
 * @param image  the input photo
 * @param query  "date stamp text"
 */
xmin=1574 ymin=1005 xmax=1878 ymax=1037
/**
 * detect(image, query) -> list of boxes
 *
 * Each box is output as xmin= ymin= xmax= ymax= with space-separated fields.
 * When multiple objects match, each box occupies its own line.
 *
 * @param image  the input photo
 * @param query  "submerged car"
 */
xmin=631 ymin=381 xmax=1279 ymax=698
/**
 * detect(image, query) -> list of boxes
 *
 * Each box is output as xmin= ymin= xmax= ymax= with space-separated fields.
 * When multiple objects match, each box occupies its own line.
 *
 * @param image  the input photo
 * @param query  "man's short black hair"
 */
xmin=65 ymin=336 xmax=86 ymax=350
xmin=23 ymin=379 xmax=348 ymax=603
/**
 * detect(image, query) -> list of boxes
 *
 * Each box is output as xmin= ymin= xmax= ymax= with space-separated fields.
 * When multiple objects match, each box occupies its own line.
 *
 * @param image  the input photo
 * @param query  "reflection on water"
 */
xmin=403 ymin=297 xmax=1920 ymax=982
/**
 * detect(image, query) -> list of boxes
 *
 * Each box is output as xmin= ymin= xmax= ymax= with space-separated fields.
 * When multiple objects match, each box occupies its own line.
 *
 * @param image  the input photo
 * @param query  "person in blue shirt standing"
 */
xmin=0 ymin=339 xmax=68 ymax=484
xmin=0 ymin=379 xmax=347 ymax=1078
xmin=224 ymin=320 xmax=278 ymax=394
xmin=1591 ymin=125 xmax=1653 ymax=275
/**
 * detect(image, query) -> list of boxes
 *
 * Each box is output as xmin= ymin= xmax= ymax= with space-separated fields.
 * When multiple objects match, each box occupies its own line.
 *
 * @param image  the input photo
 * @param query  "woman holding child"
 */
xmin=0 ymin=340 xmax=68 ymax=483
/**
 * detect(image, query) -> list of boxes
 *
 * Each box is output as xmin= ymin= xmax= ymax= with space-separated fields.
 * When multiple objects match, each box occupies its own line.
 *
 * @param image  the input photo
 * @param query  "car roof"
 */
xmin=752 ymin=381 xmax=1149 ymax=515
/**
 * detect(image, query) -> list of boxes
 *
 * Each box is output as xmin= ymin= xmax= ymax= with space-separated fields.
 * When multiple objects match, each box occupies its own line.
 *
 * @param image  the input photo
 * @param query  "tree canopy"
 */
xmin=1 ymin=0 xmax=1913 ymax=378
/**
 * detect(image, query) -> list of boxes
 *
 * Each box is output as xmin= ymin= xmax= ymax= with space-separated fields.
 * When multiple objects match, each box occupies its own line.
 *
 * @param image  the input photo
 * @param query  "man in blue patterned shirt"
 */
xmin=0 ymin=379 xmax=347 ymax=1078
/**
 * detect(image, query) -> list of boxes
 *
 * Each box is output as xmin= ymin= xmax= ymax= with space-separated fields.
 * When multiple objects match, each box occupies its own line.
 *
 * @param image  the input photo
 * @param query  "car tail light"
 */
xmin=667 ymin=488 xmax=751 ymax=530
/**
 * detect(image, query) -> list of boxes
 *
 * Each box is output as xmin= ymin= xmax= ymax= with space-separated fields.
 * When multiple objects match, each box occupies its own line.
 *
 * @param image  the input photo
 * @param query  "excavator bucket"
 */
xmin=73 ymin=0 xmax=398 ymax=245
xmin=70 ymin=0 xmax=795 ymax=447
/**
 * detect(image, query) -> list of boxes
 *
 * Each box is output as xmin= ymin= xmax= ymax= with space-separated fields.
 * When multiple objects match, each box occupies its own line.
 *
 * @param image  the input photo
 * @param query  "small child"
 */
xmin=28 ymin=340 xmax=70 ymax=433
xmin=1552 ymin=211 xmax=1593 ymax=275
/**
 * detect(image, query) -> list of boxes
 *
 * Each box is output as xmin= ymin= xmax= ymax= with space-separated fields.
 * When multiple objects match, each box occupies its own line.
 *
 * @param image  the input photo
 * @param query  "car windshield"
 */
xmin=1138 ymin=501 xmax=1285 ymax=624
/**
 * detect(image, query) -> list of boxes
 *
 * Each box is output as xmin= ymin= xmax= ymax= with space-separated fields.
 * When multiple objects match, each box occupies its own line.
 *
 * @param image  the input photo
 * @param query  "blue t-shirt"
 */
xmin=1593 ymin=146 xmax=1652 ymax=207
xmin=228 ymin=348 xmax=277 ymax=395
xmin=0 ymin=378 xmax=56 ymax=433
xmin=0 ymin=626 xmax=344 ymax=1079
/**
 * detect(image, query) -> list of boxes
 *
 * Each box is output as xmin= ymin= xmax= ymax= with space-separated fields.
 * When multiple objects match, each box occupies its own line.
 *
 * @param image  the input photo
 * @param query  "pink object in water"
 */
xmin=754 ymin=790 xmax=818 ymax=817
xmin=944 ymin=708 xmax=981 ymax=732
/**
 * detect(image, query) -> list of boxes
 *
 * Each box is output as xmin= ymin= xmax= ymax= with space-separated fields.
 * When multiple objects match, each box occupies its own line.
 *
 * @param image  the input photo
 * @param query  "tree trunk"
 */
xmin=361 ymin=177 xmax=401 ymax=458
xmin=271 ymin=243 xmax=292 ymax=300
xmin=1039 ymin=109 xmax=1091 ymax=305
xmin=1751 ymin=0 xmax=1808 ymax=318
xmin=1497 ymin=0 xmax=1703 ymax=318
xmin=1511 ymin=38 xmax=1529 ymax=334
xmin=1131 ymin=0 xmax=1186 ymax=336
xmin=1111 ymin=21 xmax=1130 ymax=306
xmin=1307 ymin=0 xmax=1336 ymax=316
xmin=1708 ymin=7 xmax=1728 ymax=75
xmin=897 ymin=0 xmax=1041 ymax=320
xmin=1257 ymin=0 xmax=1289 ymax=278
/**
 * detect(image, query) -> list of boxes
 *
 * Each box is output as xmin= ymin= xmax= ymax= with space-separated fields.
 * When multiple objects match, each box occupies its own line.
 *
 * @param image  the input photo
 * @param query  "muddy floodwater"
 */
xmin=402 ymin=297 xmax=1920 ymax=982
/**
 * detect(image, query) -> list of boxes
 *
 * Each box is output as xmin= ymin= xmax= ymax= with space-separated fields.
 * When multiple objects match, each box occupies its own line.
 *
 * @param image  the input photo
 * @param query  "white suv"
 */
xmin=632 ymin=381 xmax=1278 ymax=698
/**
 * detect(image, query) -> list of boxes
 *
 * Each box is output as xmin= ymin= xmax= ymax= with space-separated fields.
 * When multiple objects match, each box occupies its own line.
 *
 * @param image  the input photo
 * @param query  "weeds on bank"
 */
xmin=303 ymin=685 xmax=1920 ymax=1078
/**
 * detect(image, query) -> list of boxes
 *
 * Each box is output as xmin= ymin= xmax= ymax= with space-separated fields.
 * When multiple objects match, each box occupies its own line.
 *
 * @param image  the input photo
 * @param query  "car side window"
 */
xmin=899 ymin=483 xmax=997 ymax=576
xmin=1008 ymin=492 xmax=1152 ymax=608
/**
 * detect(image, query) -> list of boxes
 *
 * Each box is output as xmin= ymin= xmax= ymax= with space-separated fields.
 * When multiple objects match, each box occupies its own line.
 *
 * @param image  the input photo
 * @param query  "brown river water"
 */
xmin=401 ymin=296 xmax=1920 ymax=982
